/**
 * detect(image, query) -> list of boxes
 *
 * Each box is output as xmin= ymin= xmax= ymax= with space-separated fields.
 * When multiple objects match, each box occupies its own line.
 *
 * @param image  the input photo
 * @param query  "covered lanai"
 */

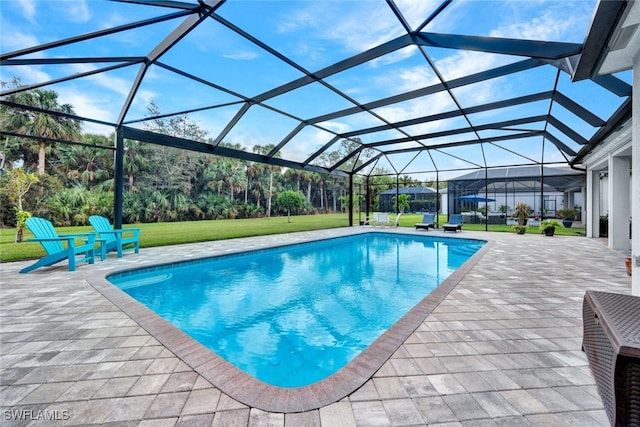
xmin=447 ymin=165 xmax=585 ymax=219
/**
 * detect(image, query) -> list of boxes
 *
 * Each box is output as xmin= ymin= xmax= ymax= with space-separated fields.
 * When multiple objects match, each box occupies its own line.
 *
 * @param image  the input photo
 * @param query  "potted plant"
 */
xmin=512 ymin=224 xmax=527 ymax=234
xmin=540 ymin=220 xmax=560 ymax=236
xmin=514 ymin=202 xmax=531 ymax=226
xmin=558 ymin=208 xmax=577 ymax=228
xmin=625 ymin=256 xmax=632 ymax=276
xmin=599 ymin=214 xmax=608 ymax=237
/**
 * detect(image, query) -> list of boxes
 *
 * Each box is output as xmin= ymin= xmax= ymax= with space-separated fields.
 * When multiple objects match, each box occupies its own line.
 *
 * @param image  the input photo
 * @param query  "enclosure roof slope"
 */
xmin=575 ymin=0 xmax=640 ymax=79
xmin=449 ymin=165 xmax=586 ymax=193
xmin=0 ymin=0 xmax=633 ymax=179
xmin=380 ymin=187 xmax=437 ymax=196
xmin=451 ymin=165 xmax=584 ymax=181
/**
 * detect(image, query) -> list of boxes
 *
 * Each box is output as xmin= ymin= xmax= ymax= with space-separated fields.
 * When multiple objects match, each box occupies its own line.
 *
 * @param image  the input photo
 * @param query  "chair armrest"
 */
xmin=59 ymin=232 xmax=98 ymax=238
xmin=97 ymin=228 xmax=140 ymax=237
xmin=28 ymin=237 xmax=75 ymax=243
xmin=33 ymin=233 xmax=97 ymax=245
xmin=60 ymin=232 xmax=97 ymax=243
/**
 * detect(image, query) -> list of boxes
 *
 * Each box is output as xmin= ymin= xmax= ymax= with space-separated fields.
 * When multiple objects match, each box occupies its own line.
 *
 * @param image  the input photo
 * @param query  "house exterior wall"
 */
xmin=580 ymin=112 xmax=635 ymax=292
xmin=446 ymin=190 xmax=578 ymax=217
xmin=633 ymin=56 xmax=640 ymax=294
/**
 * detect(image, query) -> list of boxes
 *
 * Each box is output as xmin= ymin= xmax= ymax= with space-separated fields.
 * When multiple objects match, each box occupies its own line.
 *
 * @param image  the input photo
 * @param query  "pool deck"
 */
xmin=1 ymin=226 xmax=632 ymax=426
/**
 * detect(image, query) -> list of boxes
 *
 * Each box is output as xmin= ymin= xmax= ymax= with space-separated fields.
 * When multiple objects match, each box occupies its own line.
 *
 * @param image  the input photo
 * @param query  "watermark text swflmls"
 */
xmin=4 ymin=409 xmax=70 ymax=421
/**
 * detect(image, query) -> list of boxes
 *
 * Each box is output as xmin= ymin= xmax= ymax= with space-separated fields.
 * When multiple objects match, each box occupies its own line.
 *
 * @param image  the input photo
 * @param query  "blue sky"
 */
xmin=0 ymin=0 xmax=631 ymax=178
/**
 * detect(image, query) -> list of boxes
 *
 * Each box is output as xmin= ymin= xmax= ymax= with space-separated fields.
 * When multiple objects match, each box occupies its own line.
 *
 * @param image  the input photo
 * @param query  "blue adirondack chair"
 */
xmin=20 ymin=217 xmax=96 ymax=273
xmin=89 ymin=215 xmax=140 ymax=258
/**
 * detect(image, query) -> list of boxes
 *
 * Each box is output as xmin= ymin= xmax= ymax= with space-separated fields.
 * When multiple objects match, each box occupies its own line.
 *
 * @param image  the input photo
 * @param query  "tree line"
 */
xmin=1 ymin=81 xmax=437 ymax=229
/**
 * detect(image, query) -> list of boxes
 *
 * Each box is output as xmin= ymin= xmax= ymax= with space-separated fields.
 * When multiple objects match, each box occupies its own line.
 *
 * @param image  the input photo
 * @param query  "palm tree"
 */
xmin=140 ymin=190 xmax=169 ymax=222
xmin=2 ymin=87 xmax=81 ymax=175
xmin=123 ymin=140 xmax=150 ymax=192
xmin=253 ymin=144 xmax=280 ymax=217
xmin=301 ymin=171 xmax=314 ymax=205
xmin=56 ymin=134 xmax=112 ymax=189
xmin=393 ymin=193 xmax=411 ymax=213
xmin=217 ymin=142 xmax=248 ymax=202
xmin=228 ymin=162 xmax=247 ymax=202
xmin=203 ymin=157 xmax=225 ymax=196
xmin=46 ymin=186 xmax=92 ymax=226
xmin=317 ymin=150 xmax=345 ymax=212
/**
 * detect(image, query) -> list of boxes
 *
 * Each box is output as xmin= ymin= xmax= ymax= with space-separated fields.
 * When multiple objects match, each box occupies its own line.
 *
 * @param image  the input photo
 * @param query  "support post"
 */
xmin=484 ymin=167 xmax=488 ymax=231
xmin=396 ymin=175 xmax=400 ymax=214
xmin=114 ymin=127 xmax=125 ymax=229
xmin=586 ymin=170 xmax=600 ymax=238
xmin=632 ymin=54 xmax=640 ymax=294
xmin=348 ymin=173 xmax=353 ymax=226
xmin=436 ymin=171 xmax=440 ymax=228
xmin=609 ymin=155 xmax=630 ymax=253
xmin=365 ymin=176 xmax=371 ymax=225
xmin=541 ymin=165 xmax=545 ymax=218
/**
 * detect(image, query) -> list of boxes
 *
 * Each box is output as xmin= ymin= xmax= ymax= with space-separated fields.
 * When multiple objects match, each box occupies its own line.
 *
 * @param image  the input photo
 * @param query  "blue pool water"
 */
xmin=108 ymin=233 xmax=484 ymax=387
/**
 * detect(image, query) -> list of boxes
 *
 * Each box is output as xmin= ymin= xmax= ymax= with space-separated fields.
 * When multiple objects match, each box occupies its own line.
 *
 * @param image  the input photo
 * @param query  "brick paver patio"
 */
xmin=1 ymin=227 xmax=631 ymax=426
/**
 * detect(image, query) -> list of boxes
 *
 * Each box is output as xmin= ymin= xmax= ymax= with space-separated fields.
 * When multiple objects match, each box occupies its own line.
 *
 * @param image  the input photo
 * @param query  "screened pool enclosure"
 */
xmin=0 ymin=1 xmax=632 ymax=226
xmin=447 ymin=166 xmax=585 ymax=220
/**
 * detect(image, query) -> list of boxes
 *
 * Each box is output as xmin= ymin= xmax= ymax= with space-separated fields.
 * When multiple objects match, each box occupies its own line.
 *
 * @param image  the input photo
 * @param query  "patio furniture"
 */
xmin=371 ymin=212 xmax=387 ymax=227
xmin=371 ymin=212 xmax=402 ymax=227
xmin=20 ymin=217 xmax=96 ymax=273
xmin=414 ymin=213 xmax=436 ymax=230
xmin=582 ymin=290 xmax=640 ymax=426
xmin=89 ymin=215 xmax=140 ymax=257
xmin=442 ymin=214 xmax=463 ymax=233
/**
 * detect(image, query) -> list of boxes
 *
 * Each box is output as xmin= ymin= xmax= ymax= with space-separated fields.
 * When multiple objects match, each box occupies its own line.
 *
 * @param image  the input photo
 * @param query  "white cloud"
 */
xmin=369 ymin=45 xmax=417 ymax=67
xmin=385 ymin=63 xmax=439 ymax=92
xmin=375 ymin=91 xmax=457 ymax=135
xmin=1 ymin=65 xmax=50 ymax=86
xmin=314 ymin=120 xmax=351 ymax=135
xmin=67 ymin=64 xmax=155 ymax=108
xmin=435 ymin=50 xmax=504 ymax=81
xmin=69 ymin=64 xmax=131 ymax=97
xmin=54 ymin=63 xmax=160 ymax=127
xmin=393 ymin=0 xmax=444 ymax=30
xmin=276 ymin=8 xmax=318 ymax=33
xmin=129 ymin=88 xmax=157 ymax=116
xmin=0 ymin=22 xmax=41 ymax=53
xmin=63 ymin=0 xmax=91 ymax=23
xmin=223 ymin=51 xmax=260 ymax=60
xmin=490 ymin=1 xmax=593 ymax=42
xmin=16 ymin=0 xmax=36 ymax=22
xmin=97 ymin=10 xmax=153 ymax=48
xmin=57 ymin=87 xmax=113 ymax=126
xmin=372 ymin=2 xmax=590 ymax=127
xmin=277 ymin=2 xmax=404 ymax=54
xmin=101 ymin=10 xmax=129 ymax=29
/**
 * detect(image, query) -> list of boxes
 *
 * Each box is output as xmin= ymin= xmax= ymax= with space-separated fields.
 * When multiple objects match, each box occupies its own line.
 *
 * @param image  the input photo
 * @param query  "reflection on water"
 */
xmin=109 ymin=233 xmax=484 ymax=387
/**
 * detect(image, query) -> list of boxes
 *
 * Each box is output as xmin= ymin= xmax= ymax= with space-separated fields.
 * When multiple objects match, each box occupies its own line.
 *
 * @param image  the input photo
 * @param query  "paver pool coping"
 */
xmin=86 ymin=229 xmax=493 ymax=413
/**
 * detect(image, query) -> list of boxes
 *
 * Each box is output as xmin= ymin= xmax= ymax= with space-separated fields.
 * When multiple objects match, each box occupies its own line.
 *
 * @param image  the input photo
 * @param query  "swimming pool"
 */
xmin=108 ymin=232 xmax=485 ymax=388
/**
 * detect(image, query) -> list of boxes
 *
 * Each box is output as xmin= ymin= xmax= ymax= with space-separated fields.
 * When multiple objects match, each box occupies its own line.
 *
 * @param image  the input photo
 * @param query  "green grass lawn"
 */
xmin=0 ymin=213 xmax=585 ymax=263
xmin=1 ymin=214 xmax=350 ymax=262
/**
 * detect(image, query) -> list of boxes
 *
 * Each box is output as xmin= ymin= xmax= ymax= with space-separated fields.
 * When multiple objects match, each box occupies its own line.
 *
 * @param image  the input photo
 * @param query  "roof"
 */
xmin=0 ymin=1 xmax=633 ymax=179
xmin=449 ymin=165 xmax=585 ymax=193
xmin=574 ymin=0 xmax=640 ymax=79
xmin=451 ymin=165 xmax=584 ymax=181
xmin=380 ymin=187 xmax=437 ymax=196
